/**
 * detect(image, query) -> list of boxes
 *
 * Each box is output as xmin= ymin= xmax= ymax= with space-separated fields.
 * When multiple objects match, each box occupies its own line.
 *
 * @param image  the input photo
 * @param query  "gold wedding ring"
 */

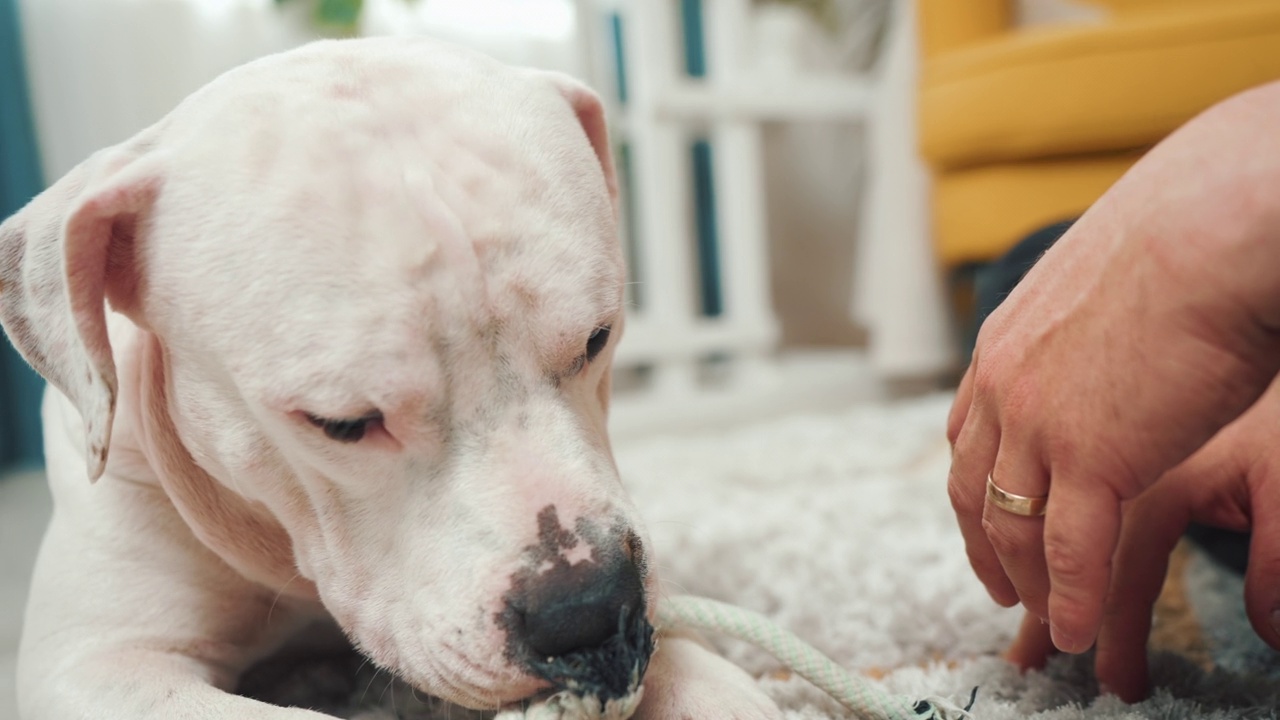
xmin=986 ymin=474 xmax=1048 ymax=517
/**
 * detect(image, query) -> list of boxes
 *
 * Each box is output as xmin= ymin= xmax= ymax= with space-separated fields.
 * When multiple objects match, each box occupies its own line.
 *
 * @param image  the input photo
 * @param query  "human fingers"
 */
xmin=947 ymin=364 xmax=975 ymax=452
xmin=1004 ymin=611 xmax=1056 ymax=671
xmin=1243 ymin=464 xmax=1280 ymax=650
xmin=1168 ymin=377 xmax=1280 ymax=652
xmin=1093 ymin=422 xmax=1253 ymax=701
xmin=1043 ymin=474 xmax=1123 ymax=654
xmin=948 ymin=403 xmax=1016 ymax=606
xmin=984 ymin=446 xmax=1051 ymax=619
xmin=1092 ymin=485 xmax=1191 ymax=702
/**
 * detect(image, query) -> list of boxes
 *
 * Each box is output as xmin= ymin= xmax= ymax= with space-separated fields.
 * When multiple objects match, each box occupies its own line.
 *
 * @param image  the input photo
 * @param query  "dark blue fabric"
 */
xmin=962 ymin=218 xmax=1075 ymax=359
xmin=0 ymin=0 xmax=47 ymax=469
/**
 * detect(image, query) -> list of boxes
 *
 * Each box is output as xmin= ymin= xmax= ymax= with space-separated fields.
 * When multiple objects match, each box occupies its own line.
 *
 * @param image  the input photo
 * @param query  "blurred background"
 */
xmin=3 ymin=0 xmax=1280 ymax=713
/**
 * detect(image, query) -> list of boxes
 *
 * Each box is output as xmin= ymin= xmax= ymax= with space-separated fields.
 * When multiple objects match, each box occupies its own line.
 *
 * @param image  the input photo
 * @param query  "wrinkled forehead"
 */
xmin=145 ymin=40 xmax=623 ymax=383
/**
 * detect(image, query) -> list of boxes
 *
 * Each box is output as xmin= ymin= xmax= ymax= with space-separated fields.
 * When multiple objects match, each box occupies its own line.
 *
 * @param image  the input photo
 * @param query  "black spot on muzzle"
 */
xmin=499 ymin=506 xmax=655 ymax=701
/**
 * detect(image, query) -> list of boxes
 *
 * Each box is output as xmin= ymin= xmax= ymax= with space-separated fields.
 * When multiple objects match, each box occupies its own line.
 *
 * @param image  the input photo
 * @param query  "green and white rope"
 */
xmin=657 ymin=595 xmax=976 ymax=720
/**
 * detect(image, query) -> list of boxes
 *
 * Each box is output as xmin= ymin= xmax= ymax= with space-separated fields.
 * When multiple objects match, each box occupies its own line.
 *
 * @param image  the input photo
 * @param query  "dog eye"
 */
xmin=303 ymin=411 xmax=382 ymax=443
xmin=585 ymin=324 xmax=612 ymax=362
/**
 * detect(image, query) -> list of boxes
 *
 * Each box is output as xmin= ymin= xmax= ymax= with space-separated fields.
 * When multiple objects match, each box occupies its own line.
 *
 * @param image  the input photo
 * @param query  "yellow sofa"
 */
xmin=918 ymin=0 xmax=1280 ymax=269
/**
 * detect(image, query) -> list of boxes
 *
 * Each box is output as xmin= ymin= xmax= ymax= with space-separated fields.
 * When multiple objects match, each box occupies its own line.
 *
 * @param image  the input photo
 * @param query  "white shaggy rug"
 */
xmin=247 ymin=394 xmax=1280 ymax=719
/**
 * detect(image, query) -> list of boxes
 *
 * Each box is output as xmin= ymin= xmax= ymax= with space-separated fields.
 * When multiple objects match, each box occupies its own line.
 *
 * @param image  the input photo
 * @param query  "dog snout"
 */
xmin=504 ymin=552 xmax=654 ymax=700
xmin=520 ymin=559 xmax=645 ymax=659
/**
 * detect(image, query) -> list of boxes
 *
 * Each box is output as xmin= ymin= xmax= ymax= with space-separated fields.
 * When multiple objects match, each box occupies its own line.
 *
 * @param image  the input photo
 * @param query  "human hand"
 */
xmin=1003 ymin=374 xmax=1280 ymax=701
xmin=948 ymin=80 xmax=1280 ymax=655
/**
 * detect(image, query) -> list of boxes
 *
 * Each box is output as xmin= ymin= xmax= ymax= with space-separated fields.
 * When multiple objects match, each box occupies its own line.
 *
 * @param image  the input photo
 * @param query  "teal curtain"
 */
xmin=0 ymin=0 xmax=47 ymax=469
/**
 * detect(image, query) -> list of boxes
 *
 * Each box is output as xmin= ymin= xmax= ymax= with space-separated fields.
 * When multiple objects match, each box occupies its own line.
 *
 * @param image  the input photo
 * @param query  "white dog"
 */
xmin=0 ymin=37 xmax=781 ymax=720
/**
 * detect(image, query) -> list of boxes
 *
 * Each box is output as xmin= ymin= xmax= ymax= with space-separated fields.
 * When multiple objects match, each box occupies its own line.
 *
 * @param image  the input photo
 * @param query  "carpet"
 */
xmin=247 ymin=394 xmax=1280 ymax=719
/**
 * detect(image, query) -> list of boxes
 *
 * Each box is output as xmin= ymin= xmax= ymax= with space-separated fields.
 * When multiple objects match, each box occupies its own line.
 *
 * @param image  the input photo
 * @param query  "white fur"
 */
xmin=0 ymin=37 xmax=780 ymax=720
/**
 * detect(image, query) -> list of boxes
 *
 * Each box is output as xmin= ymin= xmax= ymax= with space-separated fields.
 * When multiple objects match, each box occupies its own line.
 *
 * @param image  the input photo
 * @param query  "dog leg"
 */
xmin=17 ymin=471 xmax=325 ymax=719
xmin=24 ymin=652 xmax=340 ymax=720
xmin=632 ymin=633 xmax=782 ymax=720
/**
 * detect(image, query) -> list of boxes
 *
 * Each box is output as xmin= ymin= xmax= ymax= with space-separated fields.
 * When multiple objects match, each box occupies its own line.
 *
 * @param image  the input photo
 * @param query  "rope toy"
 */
xmin=497 ymin=595 xmax=978 ymax=720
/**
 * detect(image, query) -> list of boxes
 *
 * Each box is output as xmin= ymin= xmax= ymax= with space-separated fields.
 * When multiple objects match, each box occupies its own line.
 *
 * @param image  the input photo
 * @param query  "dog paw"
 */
xmin=632 ymin=635 xmax=782 ymax=720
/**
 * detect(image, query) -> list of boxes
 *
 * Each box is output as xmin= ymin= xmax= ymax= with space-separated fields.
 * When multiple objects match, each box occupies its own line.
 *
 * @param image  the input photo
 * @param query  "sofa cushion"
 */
xmin=933 ymin=151 xmax=1141 ymax=266
xmin=920 ymin=1 xmax=1280 ymax=170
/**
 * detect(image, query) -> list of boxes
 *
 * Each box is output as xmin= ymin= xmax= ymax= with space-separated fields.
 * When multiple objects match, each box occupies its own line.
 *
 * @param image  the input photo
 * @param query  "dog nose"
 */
xmin=505 ymin=554 xmax=655 ymax=700
xmin=521 ymin=560 xmax=645 ymax=658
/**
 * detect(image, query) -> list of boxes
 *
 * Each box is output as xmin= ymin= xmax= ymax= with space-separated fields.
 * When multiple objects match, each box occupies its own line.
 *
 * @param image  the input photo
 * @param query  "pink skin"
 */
xmin=948 ymin=79 xmax=1280 ymax=683
xmin=1007 ymin=374 xmax=1280 ymax=701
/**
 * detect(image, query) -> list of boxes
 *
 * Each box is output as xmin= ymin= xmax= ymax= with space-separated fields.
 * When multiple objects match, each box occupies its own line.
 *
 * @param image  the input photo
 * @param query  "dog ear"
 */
xmin=0 ymin=147 xmax=162 ymax=482
xmin=536 ymin=71 xmax=619 ymax=213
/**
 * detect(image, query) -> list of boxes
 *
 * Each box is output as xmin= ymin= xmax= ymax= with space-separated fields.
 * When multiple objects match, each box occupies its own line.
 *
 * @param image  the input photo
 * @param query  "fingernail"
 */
xmin=987 ymin=585 xmax=1018 ymax=608
xmin=1050 ymin=623 xmax=1080 ymax=654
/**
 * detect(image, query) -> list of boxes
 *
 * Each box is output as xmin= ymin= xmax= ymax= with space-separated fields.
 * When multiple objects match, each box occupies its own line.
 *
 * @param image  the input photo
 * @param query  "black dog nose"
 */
xmin=521 ymin=560 xmax=646 ymax=659
xmin=501 ymin=513 xmax=656 ymax=700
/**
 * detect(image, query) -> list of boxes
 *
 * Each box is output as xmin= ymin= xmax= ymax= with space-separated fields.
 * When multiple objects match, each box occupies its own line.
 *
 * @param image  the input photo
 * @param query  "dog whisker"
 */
xmin=354 ymin=654 xmax=373 ymax=677
xmin=655 ymin=577 xmax=690 ymax=597
xmin=265 ymin=572 xmax=300 ymax=625
xmin=421 ymin=654 xmax=479 ymax=709
xmin=657 ymin=579 xmax=690 ymax=599
xmin=438 ymin=638 xmax=502 ymax=684
xmin=389 ymin=674 xmax=398 ymax=717
xmin=646 ymin=518 xmax=696 ymax=530
xmin=378 ymin=671 xmax=394 ymax=704
xmin=358 ymin=665 xmax=384 ymax=706
xmin=645 ymin=563 xmax=693 ymax=601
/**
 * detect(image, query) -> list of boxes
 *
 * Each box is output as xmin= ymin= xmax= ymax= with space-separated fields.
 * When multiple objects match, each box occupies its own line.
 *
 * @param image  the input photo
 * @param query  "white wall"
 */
xmin=18 ymin=0 xmax=583 ymax=182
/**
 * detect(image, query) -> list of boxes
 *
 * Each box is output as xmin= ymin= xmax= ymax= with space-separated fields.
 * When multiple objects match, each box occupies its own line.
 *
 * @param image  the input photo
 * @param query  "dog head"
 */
xmin=0 ymin=37 xmax=654 ymax=710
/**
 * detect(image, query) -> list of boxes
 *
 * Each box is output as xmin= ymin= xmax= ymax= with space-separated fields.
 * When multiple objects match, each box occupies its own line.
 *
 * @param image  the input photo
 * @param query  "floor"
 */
xmin=0 ymin=470 xmax=51 ymax=720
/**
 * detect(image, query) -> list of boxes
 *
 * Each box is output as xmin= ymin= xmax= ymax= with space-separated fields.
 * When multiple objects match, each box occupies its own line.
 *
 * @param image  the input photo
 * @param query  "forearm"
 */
xmin=1124 ymin=80 xmax=1280 ymax=335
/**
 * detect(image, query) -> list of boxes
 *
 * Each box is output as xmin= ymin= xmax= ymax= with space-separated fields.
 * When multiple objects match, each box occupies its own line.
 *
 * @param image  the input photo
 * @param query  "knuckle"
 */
xmin=981 ymin=517 xmax=1027 ymax=561
xmin=964 ymin=545 xmax=997 ymax=578
xmin=1044 ymin=546 xmax=1110 ymax=642
xmin=947 ymin=472 xmax=981 ymax=514
xmin=1043 ymin=533 xmax=1096 ymax=587
xmin=1099 ymin=587 xmax=1127 ymax=618
xmin=971 ymin=361 xmax=1000 ymax=399
xmin=1001 ymin=378 xmax=1036 ymax=423
xmin=1098 ymin=593 xmax=1140 ymax=628
xmin=946 ymin=416 xmax=963 ymax=446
